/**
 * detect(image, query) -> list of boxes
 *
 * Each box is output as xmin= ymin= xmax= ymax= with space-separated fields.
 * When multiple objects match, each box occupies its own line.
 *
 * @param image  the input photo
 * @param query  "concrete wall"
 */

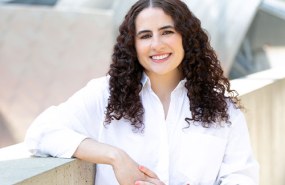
xmin=231 ymin=68 xmax=285 ymax=185
xmin=0 ymin=5 xmax=113 ymax=146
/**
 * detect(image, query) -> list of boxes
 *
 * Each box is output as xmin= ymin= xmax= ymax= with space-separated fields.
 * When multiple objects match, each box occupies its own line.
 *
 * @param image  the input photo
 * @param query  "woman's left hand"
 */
xmin=134 ymin=165 xmax=166 ymax=185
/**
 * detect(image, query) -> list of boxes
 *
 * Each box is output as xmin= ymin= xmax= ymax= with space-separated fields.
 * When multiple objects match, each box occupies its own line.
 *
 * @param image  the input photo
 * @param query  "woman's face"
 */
xmin=135 ymin=7 xmax=184 ymax=78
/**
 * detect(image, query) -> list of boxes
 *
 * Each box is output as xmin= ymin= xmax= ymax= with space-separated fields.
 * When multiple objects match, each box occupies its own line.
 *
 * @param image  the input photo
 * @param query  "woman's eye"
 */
xmin=140 ymin=34 xmax=152 ymax=39
xmin=162 ymin=30 xmax=174 ymax=35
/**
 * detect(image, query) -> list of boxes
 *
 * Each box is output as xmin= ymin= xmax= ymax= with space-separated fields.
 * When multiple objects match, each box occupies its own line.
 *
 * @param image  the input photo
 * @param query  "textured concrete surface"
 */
xmin=231 ymin=68 xmax=285 ymax=185
xmin=0 ymin=5 xmax=113 ymax=146
xmin=0 ymin=143 xmax=95 ymax=185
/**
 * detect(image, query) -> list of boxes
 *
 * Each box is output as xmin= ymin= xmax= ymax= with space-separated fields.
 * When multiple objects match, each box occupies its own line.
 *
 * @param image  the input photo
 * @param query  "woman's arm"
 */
xmin=73 ymin=138 xmax=147 ymax=185
xmin=24 ymin=78 xmax=148 ymax=184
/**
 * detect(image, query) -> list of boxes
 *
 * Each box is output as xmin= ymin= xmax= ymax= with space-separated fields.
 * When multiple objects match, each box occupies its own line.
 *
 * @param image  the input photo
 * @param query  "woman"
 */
xmin=25 ymin=0 xmax=259 ymax=184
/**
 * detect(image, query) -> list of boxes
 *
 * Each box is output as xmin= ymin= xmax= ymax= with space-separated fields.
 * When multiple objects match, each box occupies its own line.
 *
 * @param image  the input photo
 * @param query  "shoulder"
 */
xmin=67 ymin=76 xmax=110 ymax=104
xmin=225 ymin=100 xmax=249 ymax=134
xmin=84 ymin=75 xmax=110 ymax=94
xmin=226 ymin=100 xmax=244 ymax=122
xmin=86 ymin=75 xmax=110 ymax=89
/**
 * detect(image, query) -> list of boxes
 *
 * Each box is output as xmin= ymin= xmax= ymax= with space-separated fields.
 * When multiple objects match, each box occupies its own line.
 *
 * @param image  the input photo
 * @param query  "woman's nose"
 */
xmin=150 ymin=36 xmax=164 ymax=51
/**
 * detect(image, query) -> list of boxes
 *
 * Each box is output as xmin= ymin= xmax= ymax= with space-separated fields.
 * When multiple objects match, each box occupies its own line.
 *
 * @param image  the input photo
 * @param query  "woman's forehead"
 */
xmin=135 ymin=7 xmax=174 ymax=31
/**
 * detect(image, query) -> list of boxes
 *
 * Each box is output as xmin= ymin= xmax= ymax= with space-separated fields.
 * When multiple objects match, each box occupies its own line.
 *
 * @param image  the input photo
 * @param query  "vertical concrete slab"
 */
xmin=0 ymin=5 xmax=114 ymax=144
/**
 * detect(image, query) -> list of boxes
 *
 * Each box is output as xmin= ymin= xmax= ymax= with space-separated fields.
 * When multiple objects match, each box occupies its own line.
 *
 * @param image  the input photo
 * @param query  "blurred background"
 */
xmin=0 ymin=0 xmax=284 ymax=184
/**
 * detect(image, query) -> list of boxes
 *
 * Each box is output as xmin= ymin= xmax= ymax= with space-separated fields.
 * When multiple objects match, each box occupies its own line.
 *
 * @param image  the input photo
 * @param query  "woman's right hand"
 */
xmin=74 ymin=139 xmax=146 ymax=185
xmin=111 ymin=149 xmax=147 ymax=185
xmin=135 ymin=165 xmax=166 ymax=185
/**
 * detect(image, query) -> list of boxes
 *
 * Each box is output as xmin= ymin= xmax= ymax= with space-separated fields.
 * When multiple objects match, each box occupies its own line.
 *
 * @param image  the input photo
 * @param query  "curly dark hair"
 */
xmin=105 ymin=0 xmax=241 ymax=130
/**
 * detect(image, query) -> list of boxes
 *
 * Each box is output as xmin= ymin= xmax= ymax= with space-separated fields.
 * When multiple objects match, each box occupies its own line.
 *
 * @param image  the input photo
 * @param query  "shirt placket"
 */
xmin=148 ymin=88 xmax=170 ymax=184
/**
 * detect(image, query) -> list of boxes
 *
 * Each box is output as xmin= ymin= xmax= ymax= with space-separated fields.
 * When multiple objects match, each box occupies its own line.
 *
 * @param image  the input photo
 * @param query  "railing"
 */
xmin=0 ymin=68 xmax=284 ymax=185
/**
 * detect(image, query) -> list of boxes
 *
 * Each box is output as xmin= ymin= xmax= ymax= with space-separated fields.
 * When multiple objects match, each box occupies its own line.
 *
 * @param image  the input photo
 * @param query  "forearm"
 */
xmin=73 ymin=138 xmax=148 ymax=184
xmin=73 ymin=138 xmax=121 ymax=166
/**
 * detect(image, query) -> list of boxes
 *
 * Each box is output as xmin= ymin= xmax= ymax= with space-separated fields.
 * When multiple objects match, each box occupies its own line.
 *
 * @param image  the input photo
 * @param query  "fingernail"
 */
xmin=135 ymin=181 xmax=141 ymax=185
xmin=138 ymin=165 xmax=144 ymax=170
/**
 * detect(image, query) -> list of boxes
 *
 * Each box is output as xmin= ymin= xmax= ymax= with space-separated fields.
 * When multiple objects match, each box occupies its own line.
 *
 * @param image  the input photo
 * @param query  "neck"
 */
xmin=147 ymin=71 xmax=183 ymax=100
xmin=146 ymin=71 xmax=183 ymax=119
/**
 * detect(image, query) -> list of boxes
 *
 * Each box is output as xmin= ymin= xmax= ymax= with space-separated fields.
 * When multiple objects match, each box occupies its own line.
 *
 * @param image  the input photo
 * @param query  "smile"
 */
xmin=150 ymin=53 xmax=171 ymax=62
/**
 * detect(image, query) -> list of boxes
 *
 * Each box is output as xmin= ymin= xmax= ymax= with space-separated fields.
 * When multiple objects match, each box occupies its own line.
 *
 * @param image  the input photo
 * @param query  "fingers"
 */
xmin=138 ymin=165 xmax=158 ymax=178
xmin=135 ymin=181 xmax=151 ymax=185
xmin=136 ymin=165 xmax=165 ymax=185
xmin=135 ymin=180 xmax=165 ymax=185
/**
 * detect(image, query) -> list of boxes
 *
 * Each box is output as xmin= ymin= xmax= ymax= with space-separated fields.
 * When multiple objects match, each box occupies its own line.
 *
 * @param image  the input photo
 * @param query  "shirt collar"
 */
xmin=141 ymin=72 xmax=150 ymax=87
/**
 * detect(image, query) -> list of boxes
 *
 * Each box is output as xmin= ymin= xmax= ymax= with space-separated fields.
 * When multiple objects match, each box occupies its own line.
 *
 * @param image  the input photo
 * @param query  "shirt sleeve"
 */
xmin=216 ymin=108 xmax=259 ymax=185
xmin=24 ymin=77 xmax=108 ymax=158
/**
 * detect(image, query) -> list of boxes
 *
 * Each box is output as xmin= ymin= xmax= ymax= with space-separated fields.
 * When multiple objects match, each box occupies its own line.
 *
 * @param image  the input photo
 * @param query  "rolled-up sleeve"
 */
xmin=24 ymin=77 xmax=108 ymax=158
xmin=24 ymin=106 xmax=88 ymax=158
xmin=217 ymin=110 xmax=259 ymax=185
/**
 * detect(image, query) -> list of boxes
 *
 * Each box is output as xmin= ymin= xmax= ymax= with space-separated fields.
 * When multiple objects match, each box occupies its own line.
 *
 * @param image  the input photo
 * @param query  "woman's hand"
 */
xmin=111 ymin=149 xmax=147 ymax=185
xmin=134 ymin=165 xmax=166 ymax=185
xmin=73 ymin=139 xmax=146 ymax=185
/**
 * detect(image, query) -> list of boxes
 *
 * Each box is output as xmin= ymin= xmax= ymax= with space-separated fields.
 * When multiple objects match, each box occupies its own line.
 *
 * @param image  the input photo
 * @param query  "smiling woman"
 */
xmin=24 ymin=0 xmax=259 ymax=185
xmin=134 ymin=7 xmax=185 ymax=116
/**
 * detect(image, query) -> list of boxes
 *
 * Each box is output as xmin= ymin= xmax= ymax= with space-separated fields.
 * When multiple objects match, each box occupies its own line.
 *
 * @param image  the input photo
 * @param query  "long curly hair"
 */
xmin=105 ymin=0 xmax=241 ymax=130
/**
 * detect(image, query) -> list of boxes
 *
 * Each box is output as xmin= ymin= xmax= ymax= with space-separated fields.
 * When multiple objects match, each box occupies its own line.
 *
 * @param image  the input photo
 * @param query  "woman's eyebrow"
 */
xmin=136 ymin=30 xmax=151 ymax=36
xmin=159 ymin=25 xmax=175 ymax=30
xmin=136 ymin=25 xmax=174 ymax=36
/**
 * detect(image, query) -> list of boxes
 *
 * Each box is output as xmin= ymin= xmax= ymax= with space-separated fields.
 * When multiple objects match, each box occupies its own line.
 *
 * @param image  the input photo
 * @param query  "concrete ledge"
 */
xmin=231 ymin=67 xmax=285 ymax=95
xmin=0 ymin=144 xmax=95 ymax=185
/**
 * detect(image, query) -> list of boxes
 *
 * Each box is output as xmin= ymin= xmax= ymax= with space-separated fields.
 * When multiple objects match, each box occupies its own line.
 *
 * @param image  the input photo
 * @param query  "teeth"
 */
xmin=152 ymin=54 xmax=169 ymax=60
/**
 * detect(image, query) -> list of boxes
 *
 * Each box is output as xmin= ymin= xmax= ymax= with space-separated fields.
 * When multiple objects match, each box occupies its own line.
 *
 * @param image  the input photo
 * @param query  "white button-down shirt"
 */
xmin=25 ymin=74 xmax=259 ymax=185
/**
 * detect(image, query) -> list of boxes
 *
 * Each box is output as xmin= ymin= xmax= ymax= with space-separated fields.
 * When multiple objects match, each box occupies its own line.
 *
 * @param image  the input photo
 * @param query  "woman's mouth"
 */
xmin=150 ymin=53 xmax=171 ymax=63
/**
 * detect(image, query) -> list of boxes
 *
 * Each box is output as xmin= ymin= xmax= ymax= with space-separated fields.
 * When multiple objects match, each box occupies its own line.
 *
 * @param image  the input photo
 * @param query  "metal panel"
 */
xmin=184 ymin=0 xmax=261 ymax=75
